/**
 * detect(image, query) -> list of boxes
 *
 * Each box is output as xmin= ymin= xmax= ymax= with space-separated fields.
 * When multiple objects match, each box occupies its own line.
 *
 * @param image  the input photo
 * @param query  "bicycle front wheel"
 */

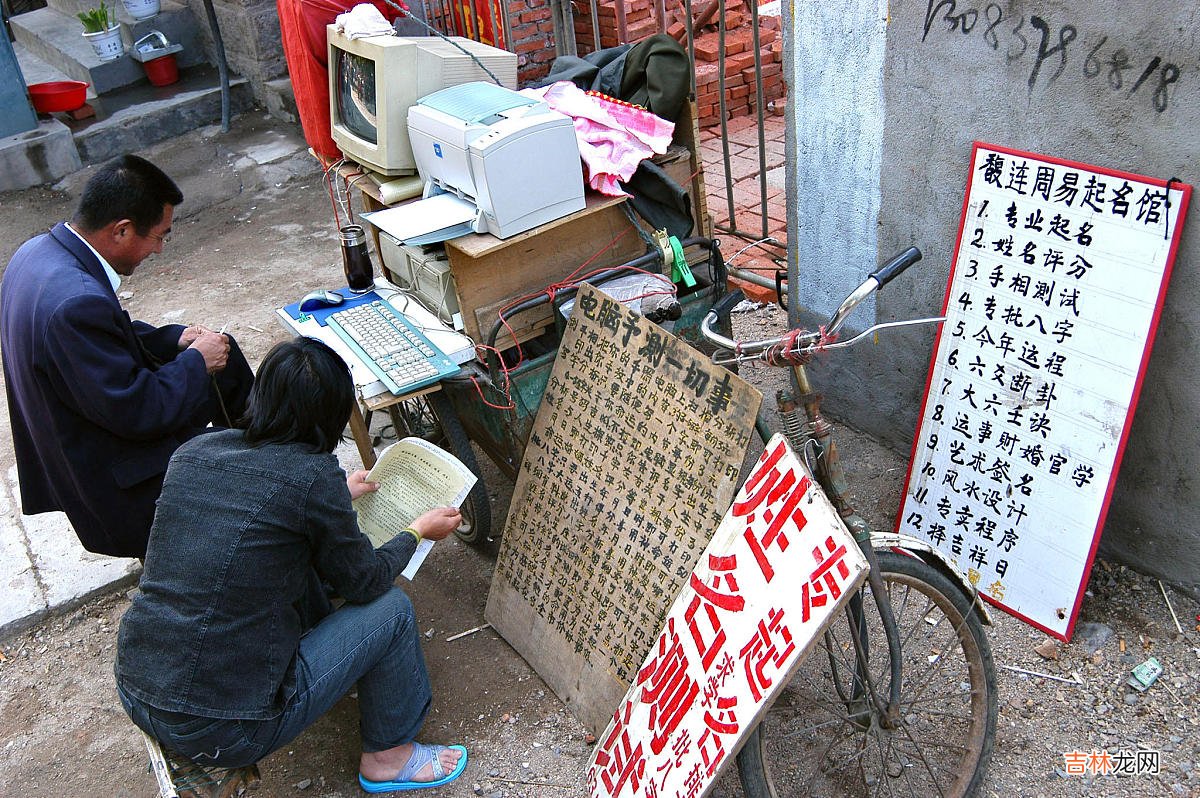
xmin=737 ymin=550 xmax=997 ymax=798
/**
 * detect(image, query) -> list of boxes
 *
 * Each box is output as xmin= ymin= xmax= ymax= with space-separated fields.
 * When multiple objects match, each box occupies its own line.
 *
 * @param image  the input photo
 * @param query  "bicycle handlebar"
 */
xmin=701 ymin=246 xmax=944 ymax=364
xmin=869 ymin=246 xmax=922 ymax=289
xmin=708 ymin=287 xmax=746 ymax=320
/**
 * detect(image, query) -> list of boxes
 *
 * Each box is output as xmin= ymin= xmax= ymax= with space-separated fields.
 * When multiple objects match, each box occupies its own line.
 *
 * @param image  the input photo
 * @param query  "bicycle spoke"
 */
xmin=738 ymin=553 xmax=997 ymax=798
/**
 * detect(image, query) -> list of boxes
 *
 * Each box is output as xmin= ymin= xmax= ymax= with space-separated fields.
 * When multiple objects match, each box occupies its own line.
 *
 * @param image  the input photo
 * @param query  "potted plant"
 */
xmin=122 ymin=0 xmax=160 ymax=22
xmin=77 ymin=2 xmax=123 ymax=62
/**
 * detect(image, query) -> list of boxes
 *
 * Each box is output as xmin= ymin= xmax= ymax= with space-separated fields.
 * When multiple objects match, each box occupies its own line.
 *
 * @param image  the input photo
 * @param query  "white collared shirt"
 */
xmin=64 ymin=222 xmax=122 ymax=294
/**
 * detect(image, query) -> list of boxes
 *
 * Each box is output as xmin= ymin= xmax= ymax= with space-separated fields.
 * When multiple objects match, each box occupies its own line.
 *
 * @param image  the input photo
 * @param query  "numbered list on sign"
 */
xmin=898 ymin=143 xmax=1189 ymax=638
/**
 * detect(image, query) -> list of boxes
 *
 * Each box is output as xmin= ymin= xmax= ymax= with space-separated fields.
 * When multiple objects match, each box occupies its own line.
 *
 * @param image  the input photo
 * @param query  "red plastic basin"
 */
xmin=28 ymin=81 xmax=90 ymax=113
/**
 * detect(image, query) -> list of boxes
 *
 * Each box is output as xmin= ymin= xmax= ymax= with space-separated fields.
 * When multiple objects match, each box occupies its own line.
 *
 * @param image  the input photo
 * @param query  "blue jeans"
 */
xmin=118 ymin=587 xmax=431 ymax=768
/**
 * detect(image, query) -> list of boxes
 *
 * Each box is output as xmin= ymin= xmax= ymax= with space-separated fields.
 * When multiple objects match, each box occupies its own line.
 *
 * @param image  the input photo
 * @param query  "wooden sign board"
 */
xmin=588 ymin=435 xmax=870 ymax=798
xmin=485 ymin=283 xmax=762 ymax=734
xmin=897 ymin=142 xmax=1191 ymax=639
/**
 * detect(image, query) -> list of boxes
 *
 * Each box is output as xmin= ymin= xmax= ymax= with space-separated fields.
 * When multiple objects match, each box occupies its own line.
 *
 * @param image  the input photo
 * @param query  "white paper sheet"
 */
xmin=361 ymin=193 xmax=477 ymax=245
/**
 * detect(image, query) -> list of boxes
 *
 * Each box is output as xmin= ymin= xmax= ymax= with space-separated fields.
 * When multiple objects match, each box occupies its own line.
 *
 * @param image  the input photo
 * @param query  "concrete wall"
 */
xmin=784 ymin=0 xmax=1199 ymax=587
xmin=184 ymin=0 xmax=288 ymax=100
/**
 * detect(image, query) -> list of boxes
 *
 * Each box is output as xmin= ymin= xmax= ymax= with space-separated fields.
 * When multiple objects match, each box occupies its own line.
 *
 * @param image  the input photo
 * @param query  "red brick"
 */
xmin=733 ymin=208 xmax=765 ymax=236
xmin=725 ymin=114 xmax=760 ymax=134
xmin=730 ymin=84 xmax=751 ymax=99
xmin=724 ymin=10 xmax=744 ymax=28
xmin=629 ymin=20 xmax=658 ymax=37
xmin=757 ymin=28 xmax=777 ymax=46
xmin=515 ymin=38 xmax=546 ymax=53
xmin=728 ymin=51 xmax=756 ymax=73
xmin=695 ymin=61 xmax=721 ymax=83
xmin=694 ymin=33 xmax=720 ymax=61
xmin=723 ymin=29 xmax=753 ymax=56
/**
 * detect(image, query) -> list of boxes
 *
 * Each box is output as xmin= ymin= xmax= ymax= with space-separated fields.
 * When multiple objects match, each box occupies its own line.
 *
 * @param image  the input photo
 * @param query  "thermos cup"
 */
xmin=339 ymin=224 xmax=375 ymax=293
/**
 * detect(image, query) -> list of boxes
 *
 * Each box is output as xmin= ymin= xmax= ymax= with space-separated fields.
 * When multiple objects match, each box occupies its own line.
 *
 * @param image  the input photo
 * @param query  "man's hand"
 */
xmin=178 ymin=325 xmax=214 ymax=349
xmin=409 ymin=507 xmax=463 ymax=542
xmin=346 ymin=470 xmax=379 ymax=501
xmin=187 ymin=330 xmax=229 ymax=374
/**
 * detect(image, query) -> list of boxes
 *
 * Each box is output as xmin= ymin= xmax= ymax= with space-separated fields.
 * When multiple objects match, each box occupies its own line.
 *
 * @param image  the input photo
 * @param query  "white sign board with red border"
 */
xmin=897 ymin=142 xmax=1190 ymax=639
xmin=588 ymin=435 xmax=869 ymax=798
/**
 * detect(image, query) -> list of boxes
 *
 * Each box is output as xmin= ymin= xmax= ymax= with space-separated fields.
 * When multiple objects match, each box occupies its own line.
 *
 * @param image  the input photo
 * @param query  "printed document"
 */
xmin=353 ymin=437 xmax=477 ymax=579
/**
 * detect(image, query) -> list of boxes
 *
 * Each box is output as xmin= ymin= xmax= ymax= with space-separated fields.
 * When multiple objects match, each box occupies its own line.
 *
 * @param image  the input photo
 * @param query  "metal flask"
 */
xmin=339 ymin=224 xmax=376 ymax=293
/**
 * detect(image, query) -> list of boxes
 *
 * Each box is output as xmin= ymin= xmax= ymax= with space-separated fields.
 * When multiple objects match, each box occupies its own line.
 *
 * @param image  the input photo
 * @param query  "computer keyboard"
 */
xmin=325 ymin=299 xmax=460 ymax=395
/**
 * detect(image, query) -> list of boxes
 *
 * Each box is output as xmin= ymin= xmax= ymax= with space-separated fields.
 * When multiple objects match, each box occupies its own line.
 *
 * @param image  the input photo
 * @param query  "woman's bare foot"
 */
xmin=360 ymin=742 xmax=463 ymax=783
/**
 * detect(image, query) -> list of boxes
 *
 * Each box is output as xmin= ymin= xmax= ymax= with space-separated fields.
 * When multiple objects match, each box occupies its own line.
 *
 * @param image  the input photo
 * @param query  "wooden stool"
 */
xmin=139 ymin=729 xmax=261 ymax=798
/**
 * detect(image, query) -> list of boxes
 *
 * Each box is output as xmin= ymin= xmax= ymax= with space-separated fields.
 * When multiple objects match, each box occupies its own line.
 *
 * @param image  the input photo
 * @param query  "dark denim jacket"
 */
xmin=115 ymin=429 xmax=416 ymax=720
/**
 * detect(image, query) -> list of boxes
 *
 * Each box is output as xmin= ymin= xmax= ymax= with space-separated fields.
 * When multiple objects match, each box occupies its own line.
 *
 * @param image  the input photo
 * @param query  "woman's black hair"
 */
xmin=73 ymin=154 xmax=184 ymax=235
xmin=242 ymin=337 xmax=353 ymax=453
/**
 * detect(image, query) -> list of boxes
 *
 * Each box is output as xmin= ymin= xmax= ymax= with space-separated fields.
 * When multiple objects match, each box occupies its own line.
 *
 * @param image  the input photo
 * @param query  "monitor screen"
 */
xmin=334 ymin=48 xmax=377 ymax=144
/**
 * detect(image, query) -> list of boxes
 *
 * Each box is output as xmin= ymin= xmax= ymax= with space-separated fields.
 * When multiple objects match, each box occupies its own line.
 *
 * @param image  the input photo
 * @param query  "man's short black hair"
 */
xmin=242 ymin=338 xmax=353 ymax=453
xmin=73 ymin=154 xmax=183 ymax=235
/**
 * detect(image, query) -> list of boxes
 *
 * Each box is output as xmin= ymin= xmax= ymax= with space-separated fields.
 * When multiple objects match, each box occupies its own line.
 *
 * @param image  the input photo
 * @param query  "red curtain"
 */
xmin=277 ymin=0 xmax=408 ymax=162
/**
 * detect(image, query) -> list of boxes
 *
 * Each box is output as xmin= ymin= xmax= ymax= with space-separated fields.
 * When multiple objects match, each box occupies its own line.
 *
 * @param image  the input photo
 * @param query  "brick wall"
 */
xmin=564 ymin=0 xmax=787 ymax=128
xmin=509 ymin=0 xmax=558 ymax=83
xmin=692 ymin=16 xmax=785 ymax=128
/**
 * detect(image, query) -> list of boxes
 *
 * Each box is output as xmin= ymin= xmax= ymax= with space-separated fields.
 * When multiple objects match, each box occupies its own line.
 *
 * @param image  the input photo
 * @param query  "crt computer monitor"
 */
xmin=328 ymin=29 xmax=518 ymax=176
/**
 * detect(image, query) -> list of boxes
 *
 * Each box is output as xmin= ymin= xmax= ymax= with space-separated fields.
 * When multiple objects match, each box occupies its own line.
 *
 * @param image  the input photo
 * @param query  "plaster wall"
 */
xmin=784 ymin=0 xmax=1200 ymax=587
xmin=783 ymin=0 xmax=888 ymax=323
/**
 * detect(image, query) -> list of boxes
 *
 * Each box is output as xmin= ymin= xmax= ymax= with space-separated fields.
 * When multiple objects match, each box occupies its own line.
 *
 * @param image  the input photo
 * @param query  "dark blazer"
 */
xmin=1 ymin=223 xmax=239 ymax=557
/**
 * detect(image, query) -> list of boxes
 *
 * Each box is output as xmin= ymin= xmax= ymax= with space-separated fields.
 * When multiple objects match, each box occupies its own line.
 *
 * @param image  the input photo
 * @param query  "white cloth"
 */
xmin=334 ymin=3 xmax=395 ymax=38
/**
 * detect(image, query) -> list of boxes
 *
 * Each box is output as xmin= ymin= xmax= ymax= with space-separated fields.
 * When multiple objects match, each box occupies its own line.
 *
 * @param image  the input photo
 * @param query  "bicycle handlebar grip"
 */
xmin=709 ymin=288 xmax=746 ymax=320
xmin=870 ymin=247 xmax=922 ymax=288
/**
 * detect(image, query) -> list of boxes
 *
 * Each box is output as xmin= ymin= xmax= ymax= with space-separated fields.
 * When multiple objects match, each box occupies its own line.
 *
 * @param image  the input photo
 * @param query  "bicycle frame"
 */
xmin=703 ymin=253 xmax=993 ymax=727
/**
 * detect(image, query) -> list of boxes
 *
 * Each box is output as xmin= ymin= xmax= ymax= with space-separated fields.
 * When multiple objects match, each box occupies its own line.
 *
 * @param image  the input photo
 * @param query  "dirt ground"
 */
xmin=1 ymin=114 xmax=1198 ymax=797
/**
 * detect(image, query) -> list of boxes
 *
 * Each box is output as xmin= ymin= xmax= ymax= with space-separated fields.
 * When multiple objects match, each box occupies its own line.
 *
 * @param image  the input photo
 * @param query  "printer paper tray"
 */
xmin=362 ymin=193 xmax=477 ymax=245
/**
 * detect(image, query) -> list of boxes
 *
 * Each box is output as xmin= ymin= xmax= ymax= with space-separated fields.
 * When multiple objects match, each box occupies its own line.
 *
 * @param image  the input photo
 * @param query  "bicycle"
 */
xmin=700 ymin=247 xmax=999 ymax=798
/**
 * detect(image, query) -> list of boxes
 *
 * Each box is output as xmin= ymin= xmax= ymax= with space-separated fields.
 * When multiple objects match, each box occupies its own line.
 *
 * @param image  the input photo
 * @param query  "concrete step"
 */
xmin=10 ymin=3 xmax=207 ymax=95
xmin=65 ymin=64 xmax=256 ymax=164
xmin=13 ymin=39 xmax=81 ymax=88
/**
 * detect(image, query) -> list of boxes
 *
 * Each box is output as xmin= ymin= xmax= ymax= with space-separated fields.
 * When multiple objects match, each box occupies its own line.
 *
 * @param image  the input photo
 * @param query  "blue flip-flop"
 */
xmin=359 ymin=742 xmax=468 ymax=793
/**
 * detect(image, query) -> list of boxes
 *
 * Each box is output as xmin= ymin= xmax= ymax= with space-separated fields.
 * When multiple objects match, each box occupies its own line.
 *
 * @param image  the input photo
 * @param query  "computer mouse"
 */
xmin=299 ymin=290 xmax=346 ymax=312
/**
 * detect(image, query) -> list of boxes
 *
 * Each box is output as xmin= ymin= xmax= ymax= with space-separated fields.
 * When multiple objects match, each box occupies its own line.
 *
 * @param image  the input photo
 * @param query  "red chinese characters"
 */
xmin=732 ymin=441 xmax=811 ymax=582
xmin=802 ymin=536 xmax=852 ymax=622
xmin=592 ymin=701 xmax=646 ymax=795
xmin=637 ymin=618 xmax=700 ymax=755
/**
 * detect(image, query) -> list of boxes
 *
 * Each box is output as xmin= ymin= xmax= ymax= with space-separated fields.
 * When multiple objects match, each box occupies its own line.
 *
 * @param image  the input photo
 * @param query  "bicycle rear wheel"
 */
xmin=737 ymin=550 xmax=997 ymax=798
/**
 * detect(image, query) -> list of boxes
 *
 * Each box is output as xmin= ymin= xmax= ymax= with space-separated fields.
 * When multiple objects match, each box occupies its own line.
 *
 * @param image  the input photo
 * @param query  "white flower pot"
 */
xmin=122 ymin=0 xmax=160 ymax=20
xmin=83 ymin=26 xmax=123 ymax=62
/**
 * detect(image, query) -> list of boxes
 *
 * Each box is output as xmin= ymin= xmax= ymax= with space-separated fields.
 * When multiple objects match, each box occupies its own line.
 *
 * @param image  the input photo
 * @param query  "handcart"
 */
xmin=382 ymin=236 xmax=733 ymax=547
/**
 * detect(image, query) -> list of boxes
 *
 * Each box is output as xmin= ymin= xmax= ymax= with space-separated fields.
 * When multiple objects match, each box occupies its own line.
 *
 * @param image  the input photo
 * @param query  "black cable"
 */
xmin=376 ymin=0 xmax=505 ymax=86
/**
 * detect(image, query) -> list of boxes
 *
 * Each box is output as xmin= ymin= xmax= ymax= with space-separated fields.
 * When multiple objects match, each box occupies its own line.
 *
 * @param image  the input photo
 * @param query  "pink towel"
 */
xmin=522 ymin=81 xmax=675 ymax=196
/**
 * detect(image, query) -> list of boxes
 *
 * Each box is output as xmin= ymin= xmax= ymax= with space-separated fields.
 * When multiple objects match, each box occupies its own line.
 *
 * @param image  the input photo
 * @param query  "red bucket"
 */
xmin=28 ymin=81 xmax=90 ymax=113
xmin=143 ymin=54 xmax=179 ymax=87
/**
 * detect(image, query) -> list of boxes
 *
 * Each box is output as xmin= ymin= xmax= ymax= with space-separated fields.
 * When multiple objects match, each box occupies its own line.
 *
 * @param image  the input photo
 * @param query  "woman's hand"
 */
xmin=346 ymin=470 xmax=379 ymax=501
xmin=409 ymin=507 xmax=462 ymax=542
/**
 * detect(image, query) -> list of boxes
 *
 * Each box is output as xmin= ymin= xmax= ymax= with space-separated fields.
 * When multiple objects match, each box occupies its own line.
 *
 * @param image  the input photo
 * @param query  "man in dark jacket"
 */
xmin=0 ymin=154 xmax=253 ymax=558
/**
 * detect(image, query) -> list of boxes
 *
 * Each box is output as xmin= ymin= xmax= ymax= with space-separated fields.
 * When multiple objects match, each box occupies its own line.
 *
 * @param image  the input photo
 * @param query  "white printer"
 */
xmin=405 ymin=82 xmax=586 ymax=239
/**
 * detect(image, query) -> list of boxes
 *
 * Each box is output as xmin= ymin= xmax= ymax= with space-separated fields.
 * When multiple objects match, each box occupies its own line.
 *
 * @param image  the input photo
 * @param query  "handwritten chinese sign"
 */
xmin=486 ymin=283 xmax=762 ymax=734
xmin=588 ymin=435 xmax=869 ymax=798
xmin=898 ymin=142 xmax=1190 ymax=639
